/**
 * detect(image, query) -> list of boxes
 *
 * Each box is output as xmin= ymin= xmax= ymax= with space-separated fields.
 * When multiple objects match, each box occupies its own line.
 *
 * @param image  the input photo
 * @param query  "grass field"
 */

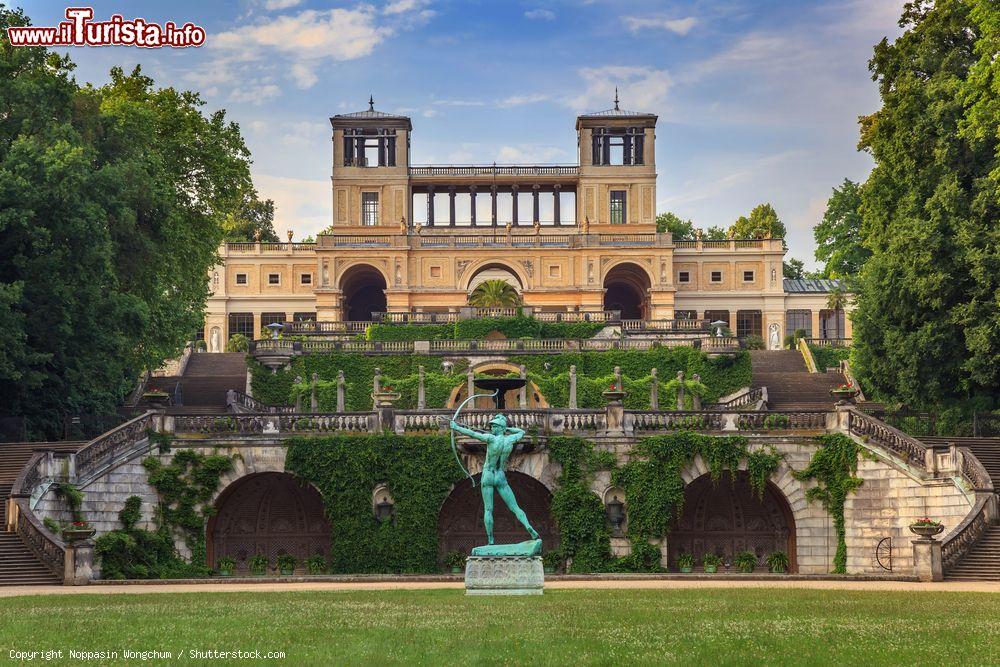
xmin=1 ymin=588 xmax=998 ymax=665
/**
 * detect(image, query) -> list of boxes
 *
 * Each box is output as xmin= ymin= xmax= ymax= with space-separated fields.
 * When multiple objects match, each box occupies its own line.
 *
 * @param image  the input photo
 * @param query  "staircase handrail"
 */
xmin=839 ymin=359 xmax=867 ymax=402
xmin=941 ymin=449 xmax=996 ymax=575
xmin=73 ymin=410 xmax=157 ymax=486
xmin=845 ymin=407 xmax=929 ymax=469
xmin=706 ymin=386 xmax=766 ymax=410
xmin=11 ymin=496 xmax=65 ymax=582
xmin=227 ymin=390 xmax=296 ymax=414
xmin=796 ymin=337 xmax=818 ymax=373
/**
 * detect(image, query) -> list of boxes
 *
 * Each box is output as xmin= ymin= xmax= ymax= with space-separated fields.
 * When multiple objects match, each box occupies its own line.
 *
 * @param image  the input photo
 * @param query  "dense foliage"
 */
xmin=793 ymin=434 xmax=864 ymax=573
xmin=730 ymin=203 xmax=786 ymax=240
xmin=814 ymin=179 xmax=871 ymax=278
xmin=852 ymin=0 xmax=999 ymax=412
xmin=284 ymin=434 xmax=464 ymax=573
xmin=467 ymin=279 xmax=521 ymax=307
xmin=808 ymin=344 xmax=852 ymax=371
xmin=363 ymin=316 xmax=604 ymax=341
xmin=0 ymin=8 xmax=264 ymax=437
xmin=252 ymin=348 xmax=751 ymax=411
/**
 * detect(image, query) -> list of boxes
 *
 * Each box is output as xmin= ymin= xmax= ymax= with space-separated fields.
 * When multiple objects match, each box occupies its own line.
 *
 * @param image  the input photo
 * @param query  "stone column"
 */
xmin=553 ymin=185 xmax=561 ymax=225
xmin=511 ymin=185 xmax=519 ymax=225
xmin=912 ymin=538 xmax=943 ymax=582
xmin=310 ymin=373 xmax=319 ymax=412
xmin=448 ymin=186 xmax=456 ymax=227
xmin=532 ymin=185 xmax=540 ymax=224
xmin=426 ymin=186 xmax=435 ymax=226
xmin=569 ymin=365 xmax=577 ymax=409
xmin=417 ymin=365 xmax=426 ymax=410
xmin=64 ymin=542 xmax=94 ymax=585
xmin=691 ymin=374 xmax=702 ymax=410
xmin=336 ymin=370 xmax=345 ymax=413
xmin=676 ymin=371 xmax=685 ymax=410
xmin=650 ymin=368 xmax=658 ymax=410
xmin=519 ymin=364 xmax=527 ymax=408
xmin=469 ymin=186 xmax=477 ymax=226
xmin=467 ymin=368 xmax=475 ymax=407
xmin=294 ymin=375 xmax=303 ymax=412
xmin=491 ymin=185 xmax=498 ymax=227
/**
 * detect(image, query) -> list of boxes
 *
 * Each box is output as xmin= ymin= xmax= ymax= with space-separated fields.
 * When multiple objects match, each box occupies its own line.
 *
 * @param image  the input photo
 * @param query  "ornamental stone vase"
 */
xmin=909 ymin=523 xmax=944 ymax=539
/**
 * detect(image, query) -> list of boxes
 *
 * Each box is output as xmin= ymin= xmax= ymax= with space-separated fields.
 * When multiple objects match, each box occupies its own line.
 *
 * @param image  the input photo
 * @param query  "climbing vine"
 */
xmin=285 ymin=434 xmax=463 ymax=573
xmin=363 ymin=316 xmax=605 ymax=342
xmin=793 ymin=434 xmax=865 ymax=574
xmin=613 ymin=432 xmax=782 ymax=547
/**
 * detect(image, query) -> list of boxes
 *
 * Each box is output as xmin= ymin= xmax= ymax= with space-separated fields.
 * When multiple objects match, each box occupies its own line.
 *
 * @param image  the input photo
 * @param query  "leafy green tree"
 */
xmin=0 ymin=8 xmax=258 ymax=436
xmin=851 ymin=0 xmax=999 ymax=408
xmin=814 ymin=179 xmax=871 ymax=278
xmin=783 ymin=258 xmax=805 ymax=279
xmin=223 ymin=193 xmax=279 ymax=242
xmin=703 ymin=225 xmax=728 ymax=240
xmin=655 ymin=211 xmax=694 ymax=239
xmin=729 ymin=203 xmax=786 ymax=239
xmin=468 ymin=280 xmax=522 ymax=307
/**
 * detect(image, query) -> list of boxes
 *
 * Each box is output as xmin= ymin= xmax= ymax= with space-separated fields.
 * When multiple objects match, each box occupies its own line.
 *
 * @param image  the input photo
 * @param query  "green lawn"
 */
xmin=1 ymin=588 xmax=998 ymax=665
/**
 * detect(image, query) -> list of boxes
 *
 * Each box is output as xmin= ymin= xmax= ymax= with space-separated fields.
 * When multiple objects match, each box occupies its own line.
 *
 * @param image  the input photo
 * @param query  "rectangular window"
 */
xmin=737 ymin=310 xmax=763 ymax=339
xmin=820 ymin=309 xmax=845 ymax=339
xmin=786 ymin=309 xmax=812 ymax=338
xmin=344 ymin=128 xmax=396 ymax=167
xmin=362 ymin=192 xmax=379 ymax=226
xmin=267 ymin=273 xmax=280 ymax=285
xmin=710 ymin=270 xmax=723 ymax=283
xmin=591 ymin=128 xmax=644 ymax=166
xmin=704 ymin=310 xmax=730 ymax=327
xmin=227 ymin=312 xmax=254 ymax=338
xmin=260 ymin=312 xmax=285 ymax=330
xmin=235 ymin=273 xmax=247 ymax=285
xmin=674 ymin=310 xmax=697 ymax=320
xmin=743 ymin=270 xmax=755 ymax=282
xmin=609 ymin=190 xmax=626 ymax=225
xmin=300 ymin=273 xmax=312 ymax=285
xmin=678 ymin=271 xmax=690 ymax=283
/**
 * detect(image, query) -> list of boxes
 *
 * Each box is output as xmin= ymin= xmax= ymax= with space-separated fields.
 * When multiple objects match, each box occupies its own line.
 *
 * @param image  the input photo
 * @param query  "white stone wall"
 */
xmin=845 ymin=457 xmax=971 ymax=574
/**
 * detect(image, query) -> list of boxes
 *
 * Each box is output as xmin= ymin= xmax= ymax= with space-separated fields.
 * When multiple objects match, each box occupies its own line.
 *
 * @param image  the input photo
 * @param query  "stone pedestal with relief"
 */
xmin=465 ymin=555 xmax=544 ymax=595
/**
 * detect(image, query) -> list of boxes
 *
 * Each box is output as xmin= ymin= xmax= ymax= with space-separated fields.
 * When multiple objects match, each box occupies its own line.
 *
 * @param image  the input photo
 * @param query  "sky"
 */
xmin=16 ymin=0 xmax=907 ymax=267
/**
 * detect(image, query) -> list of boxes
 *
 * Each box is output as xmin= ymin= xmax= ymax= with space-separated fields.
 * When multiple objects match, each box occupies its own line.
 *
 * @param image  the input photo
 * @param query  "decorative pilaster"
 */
xmin=336 ymin=370 xmax=345 ymax=413
xmin=569 ymin=365 xmax=577 ymax=409
xmin=650 ymin=368 xmax=658 ymax=410
xmin=417 ymin=365 xmax=426 ymax=410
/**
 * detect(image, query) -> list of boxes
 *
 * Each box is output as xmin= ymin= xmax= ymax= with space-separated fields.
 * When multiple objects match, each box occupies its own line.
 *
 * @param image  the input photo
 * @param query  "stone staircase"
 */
xmin=177 ymin=353 xmax=247 ymax=410
xmin=921 ymin=437 xmax=1000 ymax=581
xmin=750 ymin=350 xmax=846 ymax=410
xmin=0 ymin=441 xmax=86 ymax=585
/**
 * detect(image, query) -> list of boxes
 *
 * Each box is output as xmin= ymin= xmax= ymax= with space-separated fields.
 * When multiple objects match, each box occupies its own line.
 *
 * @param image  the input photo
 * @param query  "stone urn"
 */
xmin=372 ymin=390 xmax=401 ymax=408
xmin=62 ymin=526 xmax=96 ymax=543
xmin=909 ymin=522 xmax=944 ymax=539
xmin=830 ymin=387 xmax=859 ymax=403
xmin=142 ymin=391 xmax=170 ymax=409
xmin=601 ymin=389 xmax=627 ymax=405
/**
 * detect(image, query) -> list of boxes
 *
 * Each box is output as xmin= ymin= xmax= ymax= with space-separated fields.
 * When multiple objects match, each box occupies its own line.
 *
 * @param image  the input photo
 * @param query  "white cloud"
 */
xmin=384 ymin=0 xmax=433 ymax=15
xmin=566 ymin=66 xmax=672 ymax=113
xmin=524 ymin=9 xmax=555 ymax=21
xmin=496 ymin=144 xmax=570 ymax=164
xmin=253 ymin=174 xmax=331 ymax=239
xmin=264 ymin=0 xmax=303 ymax=10
xmin=229 ymin=84 xmax=281 ymax=105
xmin=623 ymin=16 xmax=697 ymax=36
xmin=290 ymin=62 xmax=318 ymax=89
xmin=498 ymin=93 xmax=549 ymax=107
xmin=432 ymin=99 xmax=486 ymax=107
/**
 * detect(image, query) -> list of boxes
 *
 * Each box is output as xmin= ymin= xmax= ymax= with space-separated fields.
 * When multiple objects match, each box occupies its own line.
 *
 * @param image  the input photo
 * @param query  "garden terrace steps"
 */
xmin=749 ymin=350 xmax=846 ymax=410
xmin=944 ymin=523 xmax=1000 ymax=581
xmin=177 ymin=353 xmax=247 ymax=407
xmin=919 ymin=438 xmax=1000 ymax=490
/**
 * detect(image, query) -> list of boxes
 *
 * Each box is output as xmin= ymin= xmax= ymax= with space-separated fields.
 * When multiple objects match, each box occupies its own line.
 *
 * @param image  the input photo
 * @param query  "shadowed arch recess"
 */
xmin=340 ymin=264 xmax=387 ymax=322
xmin=603 ymin=262 xmax=651 ymax=320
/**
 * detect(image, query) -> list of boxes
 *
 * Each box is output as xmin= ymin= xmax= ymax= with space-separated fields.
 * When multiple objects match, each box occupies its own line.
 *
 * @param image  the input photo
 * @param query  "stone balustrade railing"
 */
xmin=845 ymin=408 xmax=929 ymax=469
xmin=707 ymin=386 xmax=767 ymax=411
xmin=941 ymin=448 xmax=996 ymax=574
xmin=8 ymin=451 xmax=67 ymax=581
xmin=227 ymin=390 xmax=296 ymax=414
xmin=171 ymin=412 xmax=376 ymax=435
xmin=74 ymin=411 xmax=156 ymax=486
xmin=621 ymin=319 xmax=710 ymax=333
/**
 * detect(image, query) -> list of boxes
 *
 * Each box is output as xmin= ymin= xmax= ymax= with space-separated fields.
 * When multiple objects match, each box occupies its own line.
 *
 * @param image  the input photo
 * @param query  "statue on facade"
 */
xmin=448 ymin=412 xmax=540 ymax=555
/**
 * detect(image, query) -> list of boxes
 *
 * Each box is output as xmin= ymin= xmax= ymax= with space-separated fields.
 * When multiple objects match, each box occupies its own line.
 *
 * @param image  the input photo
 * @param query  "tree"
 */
xmin=783 ymin=258 xmax=805 ymax=279
xmin=729 ymin=203 xmax=786 ymax=239
xmin=0 ymin=8 xmax=258 ymax=437
xmin=814 ymin=179 xmax=871 ymax=277
xmin=468 ymin=280 xmax=522 ymax=307
xmin=851 ymin=0 xmax=999 ymax=408
xmin=703 ymin=225 xmax=728 ymax=240
xmin=655 ymin=211 xmax=694 ymax=239
xmin=222 ymin=192 xmax=279 ymax=242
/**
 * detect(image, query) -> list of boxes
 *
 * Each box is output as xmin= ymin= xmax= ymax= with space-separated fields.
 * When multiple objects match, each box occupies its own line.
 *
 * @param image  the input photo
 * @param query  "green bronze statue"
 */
xmin=449 ymin=413 xmax=541 ymax=555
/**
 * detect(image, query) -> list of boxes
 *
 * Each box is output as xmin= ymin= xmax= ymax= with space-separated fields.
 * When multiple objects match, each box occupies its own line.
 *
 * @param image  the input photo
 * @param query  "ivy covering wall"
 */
xmin=251 ymin=348 xmax=751 ymax=412
xmin=363 ymin=316 xmax=605 ymax=341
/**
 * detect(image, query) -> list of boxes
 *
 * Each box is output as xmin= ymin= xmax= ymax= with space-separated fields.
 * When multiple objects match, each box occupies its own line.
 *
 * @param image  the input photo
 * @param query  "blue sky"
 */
xmin=17 ymin=0 xmax=905 ymax=267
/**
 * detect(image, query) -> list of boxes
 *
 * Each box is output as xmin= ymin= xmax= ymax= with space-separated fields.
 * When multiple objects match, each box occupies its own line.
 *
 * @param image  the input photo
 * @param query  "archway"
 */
xmin=207 ymin=472 xmax=331 ymax=572
xmin=340 ymin=264 xmax=387 ymax=321
xmin=668 ymin=470 xmax=796 ymax=572
xmin=437 ymin=471 xmax=558 ymax=558
xmin=445 ymin=362 xmax=549 ymax=410
xmin=603 ymin=262 xmax=651 ymax=320
xmin=465 ymin=262 xmax=525 ymax=294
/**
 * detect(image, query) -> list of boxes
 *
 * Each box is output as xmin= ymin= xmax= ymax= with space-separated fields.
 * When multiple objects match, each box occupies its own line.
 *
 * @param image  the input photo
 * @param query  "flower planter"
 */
xmin=703 ymin=564 xmax=718 ymax=573
xmin=250 ymin=571 xmax=267 ymax=577
xmin=218 ymin=570 xmax=232 ymax=578
xmin=451 ymin=566 xmax=463 ymax=574
xmin=602 ymin=390 xmax=626 ymax=403
xmin=372 ymin=391 xmax=401 ymax=408
xmin=909 ymin=523 xmax=944 ymax=539
xmin=544 ymin=566 xmax=556 ymax=575
xmin=830 ymin=388 xmax=858 ymax=402
xmin=679 ymin=566 xmax=693 ymax=573
xmin=61 ymin=528 xmax=95 ymax=543
xmin=279 ymin=568 xmax=294 ymax=576
xmin=770 ymin=567 xmax=786 ymax=574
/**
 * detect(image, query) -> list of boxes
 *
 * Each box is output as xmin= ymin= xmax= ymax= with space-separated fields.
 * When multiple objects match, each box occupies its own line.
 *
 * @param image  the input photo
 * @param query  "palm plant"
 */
xmin=826 ymin=286 xmax=849 ymax=338
xmin=468 ymin=279 xmax=521 ymax=307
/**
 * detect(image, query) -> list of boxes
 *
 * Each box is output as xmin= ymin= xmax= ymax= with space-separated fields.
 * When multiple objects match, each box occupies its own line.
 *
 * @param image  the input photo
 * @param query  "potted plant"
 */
xmin=248 ymin=554 xmax=269 ymax=576
xmin=701 ymin=553 xmax=723 ymax=573
xmin=305 ymin=554 xmax=327 ymax=575
xmin=766 ymin=551 xmax=789 ymax=574
xmin=61 ymin=520 xmax=96 ymax=543
xmin=830 ymin=383 xmax=859 ymax=402
xmin=372 ymin=385 xmax=401 ymax=408
xmin=602 ymin=382 xmax=627 ymax=403
xmin=909 ymin=517 xmax=944 ymax=539
xmin=276 ymin=554 xmax=297 ymax=576
xmin=142 ymin=390 xmax=170 ymax=408
xmin=676 ymin=553 xmax=695 ymax=573
xmin=542 ymin=551 xmax=562 ymax=575
xmin=445 ymin=550 xmax=467 ymax=574
xmin=734 ymin=550 xmax=758 ymax=573
xmin=217 ymin=556 xmax=236 ymax=577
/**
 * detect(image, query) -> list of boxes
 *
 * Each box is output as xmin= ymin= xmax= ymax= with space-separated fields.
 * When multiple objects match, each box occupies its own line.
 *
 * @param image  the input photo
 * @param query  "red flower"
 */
xmin=72 ymin=521 xmax=87 ymax=527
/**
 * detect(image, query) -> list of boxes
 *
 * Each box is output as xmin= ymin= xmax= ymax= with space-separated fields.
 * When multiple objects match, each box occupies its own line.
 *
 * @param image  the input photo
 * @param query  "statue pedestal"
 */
xmin=465 ymin=556 xmax=544 ymax=595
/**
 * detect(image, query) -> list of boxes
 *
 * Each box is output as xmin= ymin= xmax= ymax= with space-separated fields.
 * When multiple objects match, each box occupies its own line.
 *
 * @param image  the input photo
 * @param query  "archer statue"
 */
xmin=449 ymin=413 xmax=540 ymax=551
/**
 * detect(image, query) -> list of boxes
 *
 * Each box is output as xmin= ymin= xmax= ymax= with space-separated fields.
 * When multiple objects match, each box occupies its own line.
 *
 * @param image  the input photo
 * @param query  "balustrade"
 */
xmin=74 ymin=412 xmax=156 ymax=484
xmin=846 ymin=409 xmax=927 ymax=468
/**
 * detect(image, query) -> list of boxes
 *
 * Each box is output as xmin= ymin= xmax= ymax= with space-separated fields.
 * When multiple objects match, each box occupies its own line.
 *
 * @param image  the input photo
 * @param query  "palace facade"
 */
xmin=202 ymin=99 xmax=849 ymax=349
